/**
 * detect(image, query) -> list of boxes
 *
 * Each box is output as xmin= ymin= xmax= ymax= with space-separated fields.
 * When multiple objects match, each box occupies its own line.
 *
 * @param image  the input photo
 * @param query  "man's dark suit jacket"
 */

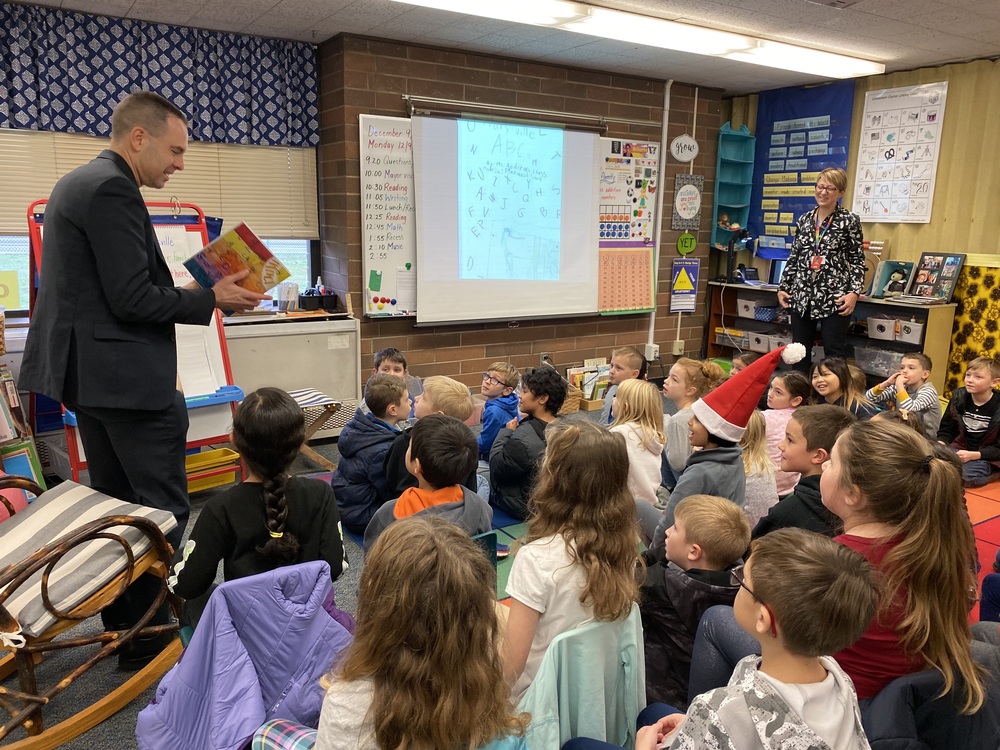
xmin=21 ymin=150 xmax=216 ymax=412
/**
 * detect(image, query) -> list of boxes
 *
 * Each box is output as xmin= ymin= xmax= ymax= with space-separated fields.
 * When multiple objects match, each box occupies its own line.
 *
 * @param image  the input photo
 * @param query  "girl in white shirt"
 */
xmin=315 ymin=517 xmax=527 ymax=750
xmin=502 ymin=420 xmax=640 ymax=702
xmin=610 ymin=378 xmax=667 ymax=505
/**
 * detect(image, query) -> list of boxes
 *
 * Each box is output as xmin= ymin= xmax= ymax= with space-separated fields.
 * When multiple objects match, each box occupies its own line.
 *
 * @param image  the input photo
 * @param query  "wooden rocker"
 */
xmin=0 ymin=478 xmax=182 ymax=748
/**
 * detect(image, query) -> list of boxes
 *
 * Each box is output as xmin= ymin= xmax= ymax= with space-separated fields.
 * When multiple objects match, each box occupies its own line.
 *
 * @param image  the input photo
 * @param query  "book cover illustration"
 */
xmin=183 ymin=223 xmax=290 ymax=295
xmin=870 ymin=260 xmax=914 ymax=299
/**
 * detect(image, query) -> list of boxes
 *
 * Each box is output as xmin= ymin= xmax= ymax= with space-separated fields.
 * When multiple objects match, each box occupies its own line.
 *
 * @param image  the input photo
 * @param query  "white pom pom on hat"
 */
xmin=691 ymin=345 xmax=802 ymax=443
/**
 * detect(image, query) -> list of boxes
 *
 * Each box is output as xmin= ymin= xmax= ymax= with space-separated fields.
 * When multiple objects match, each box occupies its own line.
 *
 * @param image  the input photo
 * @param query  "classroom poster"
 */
xmin=748 ymin=81 xmax=855 ymax=252
xmin=852 ymin=82 xmax=947 ymax=223
xmin=595 ymin=138 xmax=659 ymax=313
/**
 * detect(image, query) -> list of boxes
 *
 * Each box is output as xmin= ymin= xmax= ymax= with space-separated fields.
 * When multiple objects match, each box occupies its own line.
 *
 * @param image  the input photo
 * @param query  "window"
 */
xmin=261 ymin=238 xmax=312 ymax=290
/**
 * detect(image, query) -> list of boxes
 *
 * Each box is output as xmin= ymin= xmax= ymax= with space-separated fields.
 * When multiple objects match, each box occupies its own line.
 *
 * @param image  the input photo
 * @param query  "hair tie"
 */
xmin=268 ymin=530 xmax=284 ymax=539
xmin=920 ymin=455 xmax=933 ymax=472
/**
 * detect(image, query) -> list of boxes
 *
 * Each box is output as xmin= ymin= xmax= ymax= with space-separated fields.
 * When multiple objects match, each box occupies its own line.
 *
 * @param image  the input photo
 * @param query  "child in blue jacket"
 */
xmin=478 ymin=361 xmax=520 ymax=460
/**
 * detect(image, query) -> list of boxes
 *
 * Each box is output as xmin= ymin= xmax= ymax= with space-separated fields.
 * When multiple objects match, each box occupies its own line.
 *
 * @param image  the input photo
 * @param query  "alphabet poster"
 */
xmin=852 ymin=82 xmax=947 ymax=224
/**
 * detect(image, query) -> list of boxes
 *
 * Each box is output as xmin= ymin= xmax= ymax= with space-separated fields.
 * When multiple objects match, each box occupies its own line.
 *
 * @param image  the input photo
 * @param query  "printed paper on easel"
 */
xmin=852 ymin=82 xmax=947 ymax=223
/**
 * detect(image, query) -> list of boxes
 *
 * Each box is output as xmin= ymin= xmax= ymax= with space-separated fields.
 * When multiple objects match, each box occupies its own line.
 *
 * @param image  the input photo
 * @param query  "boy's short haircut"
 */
xmin=792 ymin=404 xmax=856 ymax=454
xmin=902 ymin=352 xmax=933 ymax=372
xmin=364 ymin=373 xmax=408 ymax=418
xmin=613 ymin=346 xmax=645 ymax=373
xmin=487 ymin=361 xmax=521 ymax=390
xmin=674 ymin=495 xmax=750 ymax=569
xmin=374 ymin=347 xmax=407 ymax=371
xmin=409 ymin=414 xmax=478 ymax=489
xmin=749 ymin=528 xmax=878 ymax=656
xmin=421 ymin=376 xmax=474 ymax=421
xmin=966 ymin=356 xmax=1000 ymax=380
xmin=521 ymin=367 xmax=568 ymax=415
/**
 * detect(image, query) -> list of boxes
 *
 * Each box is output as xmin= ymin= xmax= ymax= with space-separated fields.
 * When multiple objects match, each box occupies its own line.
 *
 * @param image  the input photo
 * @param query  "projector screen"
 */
xmin=412 ymin=115 xmax=600 ymax=324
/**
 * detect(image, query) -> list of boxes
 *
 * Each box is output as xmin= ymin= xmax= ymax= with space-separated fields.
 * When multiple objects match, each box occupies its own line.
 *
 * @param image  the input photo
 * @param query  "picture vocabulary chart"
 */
xmin=596 ymin=138 xmax=659 ymax=312
xmin=359 ymin=114 xmax=417 ymax=316
xmin=852 ymin=82 xmax=948 ymax=224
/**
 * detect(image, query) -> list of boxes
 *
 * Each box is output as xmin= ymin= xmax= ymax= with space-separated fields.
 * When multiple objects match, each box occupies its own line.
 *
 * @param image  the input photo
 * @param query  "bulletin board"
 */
xmin=358 ymin=115 xmax=662 ymax=319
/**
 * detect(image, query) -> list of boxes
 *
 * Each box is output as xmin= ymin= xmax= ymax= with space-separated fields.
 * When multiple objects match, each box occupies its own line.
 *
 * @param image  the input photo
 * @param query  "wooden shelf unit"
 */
xmin=703 ymin=282 xmax=956 ymax=394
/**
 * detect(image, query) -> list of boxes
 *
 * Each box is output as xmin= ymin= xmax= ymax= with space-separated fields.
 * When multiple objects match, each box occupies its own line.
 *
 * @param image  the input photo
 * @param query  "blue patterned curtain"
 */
xmin=0 ymin=3 xmax=318 ymax=146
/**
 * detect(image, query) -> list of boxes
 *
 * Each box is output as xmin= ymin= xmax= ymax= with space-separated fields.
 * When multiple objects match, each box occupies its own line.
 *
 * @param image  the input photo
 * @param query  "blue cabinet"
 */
xmin=711 ymin=123 xmax=755 ymax=250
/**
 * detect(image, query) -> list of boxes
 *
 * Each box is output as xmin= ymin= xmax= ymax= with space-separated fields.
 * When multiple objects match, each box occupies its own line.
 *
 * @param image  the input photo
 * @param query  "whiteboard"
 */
xmin=359 ymin=114 xmax=417 ymax=317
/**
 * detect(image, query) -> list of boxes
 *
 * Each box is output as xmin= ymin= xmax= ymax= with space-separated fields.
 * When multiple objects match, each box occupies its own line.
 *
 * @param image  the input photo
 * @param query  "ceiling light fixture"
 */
xmin=389 ymin=0 xmax=885 ymax=78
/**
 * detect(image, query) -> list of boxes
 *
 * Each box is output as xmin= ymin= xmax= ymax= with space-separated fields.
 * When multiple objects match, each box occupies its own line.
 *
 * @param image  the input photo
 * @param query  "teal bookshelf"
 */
xmin=711 ymin=123 xmax=756 ymax=250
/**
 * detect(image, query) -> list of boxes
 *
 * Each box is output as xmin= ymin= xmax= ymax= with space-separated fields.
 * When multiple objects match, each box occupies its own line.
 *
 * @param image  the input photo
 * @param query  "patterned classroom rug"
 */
xmin=970 ymin=483 xmax=1000 ymax=622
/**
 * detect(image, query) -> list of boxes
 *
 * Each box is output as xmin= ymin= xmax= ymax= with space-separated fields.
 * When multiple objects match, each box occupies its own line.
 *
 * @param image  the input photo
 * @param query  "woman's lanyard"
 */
xmin=814 ymin=211 xmax=834 ymax=249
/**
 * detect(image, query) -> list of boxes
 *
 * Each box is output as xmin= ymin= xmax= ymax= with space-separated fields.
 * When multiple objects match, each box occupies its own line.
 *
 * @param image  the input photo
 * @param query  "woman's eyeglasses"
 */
xmin=815 ymin=185 xmax=840 ymax=193
xmin=730 ymin=564 xmax=778 ymax=638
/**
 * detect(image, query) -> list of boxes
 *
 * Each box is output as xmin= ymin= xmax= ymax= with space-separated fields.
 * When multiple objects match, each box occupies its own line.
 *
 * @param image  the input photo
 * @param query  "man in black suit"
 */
xmin=20 ymin=91 xmax=267 ymax=667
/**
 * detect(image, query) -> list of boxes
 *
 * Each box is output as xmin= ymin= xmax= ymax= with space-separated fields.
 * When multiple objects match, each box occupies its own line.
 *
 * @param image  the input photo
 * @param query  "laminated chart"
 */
xmin=852 ymin=82 xmax=947 ymax=224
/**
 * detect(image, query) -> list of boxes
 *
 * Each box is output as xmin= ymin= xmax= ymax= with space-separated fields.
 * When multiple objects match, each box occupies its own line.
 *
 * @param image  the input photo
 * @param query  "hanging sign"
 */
xmin=672 ymin=174 xmax=704 ymax=231
xmin=670 ymin=258 xmax=700 ymax=313
xmin=676 ymin=233 xmax=697 ymax=255
xmin=670 ymin=134 xmax=699 ymax=163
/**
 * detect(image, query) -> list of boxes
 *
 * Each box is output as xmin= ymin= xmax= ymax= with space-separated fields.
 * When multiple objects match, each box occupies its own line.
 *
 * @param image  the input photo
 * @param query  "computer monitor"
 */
xmin=769 ymin=258 xmax=788 ymax=285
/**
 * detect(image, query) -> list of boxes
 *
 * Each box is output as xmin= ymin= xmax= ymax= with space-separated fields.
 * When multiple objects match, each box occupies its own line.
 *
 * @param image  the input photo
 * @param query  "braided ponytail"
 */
xmin=232 ymin=388 xmax=305 ymax=565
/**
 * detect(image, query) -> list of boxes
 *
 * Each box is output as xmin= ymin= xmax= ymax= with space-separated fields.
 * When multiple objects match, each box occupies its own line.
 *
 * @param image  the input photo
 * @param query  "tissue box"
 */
xmin=867 ymin=317 xmax=896 ymax=341
xmin=737 ymin=298 xmax=757 ymax=318
xmin=896 ymin=320 xmax=924 ymax=345
xmin=769 ymin=333 xmax=792 ymax=351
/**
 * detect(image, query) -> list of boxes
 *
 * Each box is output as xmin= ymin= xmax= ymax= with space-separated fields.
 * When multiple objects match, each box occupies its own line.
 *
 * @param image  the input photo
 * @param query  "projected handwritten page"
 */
xmin=598 ymin=248 xmax=654 ymax=312
xmin=458 ymin=121 xmax=563 ymax=280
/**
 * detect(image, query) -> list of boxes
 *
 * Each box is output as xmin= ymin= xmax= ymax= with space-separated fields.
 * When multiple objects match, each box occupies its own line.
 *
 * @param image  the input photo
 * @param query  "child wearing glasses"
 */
xmin=640 ymin=495 xmax=749 ymax=710
xmin=478 ymin=362 xmax=521 ymax=461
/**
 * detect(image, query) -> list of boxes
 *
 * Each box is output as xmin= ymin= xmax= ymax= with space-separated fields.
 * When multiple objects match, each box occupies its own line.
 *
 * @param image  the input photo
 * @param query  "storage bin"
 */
xmin=769 ymin=333 xmax=792 ymax=351
xmin=715 ymin=327 xmax=749 ymax=349
xmin=853 ymin=346 xmax=904 ymax=377
xmin=896 ymin=320 xmax=925 ymax=345
xmin=186 ymin=448 xmax=240 ymax=494
xmin=748 ymin=331 xmax=772 ymax=353
xmin=737 ymin=298 xmax=756 ymax=318
xmin=754 ymin=306 xmax=778 ymax=322
xmin=867 ymin=317 xmax=896 ymax=341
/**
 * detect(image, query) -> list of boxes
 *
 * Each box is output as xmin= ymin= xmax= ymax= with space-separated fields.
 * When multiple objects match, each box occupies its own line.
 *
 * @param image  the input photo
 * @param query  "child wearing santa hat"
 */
xmin=648 ymin=343 xmax=806 ymax=558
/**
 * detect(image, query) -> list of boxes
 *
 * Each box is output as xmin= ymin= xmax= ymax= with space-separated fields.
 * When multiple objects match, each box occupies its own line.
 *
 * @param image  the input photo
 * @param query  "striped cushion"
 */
xmin=0 ymin=481 xmax=177 ymax=639
xmin=252 ymin=720 xmax=317 ymax=750
xmin=286 ymin=389 xmax=338 ymax=409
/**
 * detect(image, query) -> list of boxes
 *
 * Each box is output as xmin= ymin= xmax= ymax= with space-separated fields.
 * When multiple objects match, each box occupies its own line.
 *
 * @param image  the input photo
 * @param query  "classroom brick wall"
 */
xmin=316 ymin=34 xmax=722 ymax=391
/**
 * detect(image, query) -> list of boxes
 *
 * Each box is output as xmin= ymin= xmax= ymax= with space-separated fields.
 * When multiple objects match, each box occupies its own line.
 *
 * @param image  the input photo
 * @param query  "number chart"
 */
xmin=598 ymin=248 xmax=655 ymax=312
xmin=359 ymin=114 xmax=417 ymax=316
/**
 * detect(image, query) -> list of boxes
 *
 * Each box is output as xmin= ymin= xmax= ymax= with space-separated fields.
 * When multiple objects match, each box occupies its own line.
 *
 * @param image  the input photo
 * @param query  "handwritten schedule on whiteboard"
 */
xmin=359 ymin=114 xmax=417 ymax=316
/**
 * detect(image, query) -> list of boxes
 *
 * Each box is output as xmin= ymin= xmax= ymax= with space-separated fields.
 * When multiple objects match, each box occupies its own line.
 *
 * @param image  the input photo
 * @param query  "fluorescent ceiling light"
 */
xmin=390 ymin=0 xmax=885 ymax=78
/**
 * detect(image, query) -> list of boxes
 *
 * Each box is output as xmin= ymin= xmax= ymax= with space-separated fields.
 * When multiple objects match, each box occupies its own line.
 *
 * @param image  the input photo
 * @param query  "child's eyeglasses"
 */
xmin=482 ymin=373 xmax=506 ymax=387
xmin=730 ymin=564 xmax=778 ymax=638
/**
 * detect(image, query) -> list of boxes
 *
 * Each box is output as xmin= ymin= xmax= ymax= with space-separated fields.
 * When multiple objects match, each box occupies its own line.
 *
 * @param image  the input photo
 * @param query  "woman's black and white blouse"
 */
xmin=778 ymin=205 xmax=865 ymax=320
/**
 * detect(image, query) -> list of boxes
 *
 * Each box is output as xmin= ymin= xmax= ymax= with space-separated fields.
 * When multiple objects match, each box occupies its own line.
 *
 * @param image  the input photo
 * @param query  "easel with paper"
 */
xmin=26 ymin=200 xmax=243 ymax=483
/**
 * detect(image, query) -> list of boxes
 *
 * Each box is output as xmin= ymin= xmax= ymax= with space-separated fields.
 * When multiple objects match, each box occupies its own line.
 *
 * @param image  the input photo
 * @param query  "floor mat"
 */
xmin=972 ymin=492 xmax=1000 ymax=623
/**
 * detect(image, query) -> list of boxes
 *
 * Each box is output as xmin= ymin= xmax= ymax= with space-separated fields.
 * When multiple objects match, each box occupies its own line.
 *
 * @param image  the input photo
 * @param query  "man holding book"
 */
xmin=20 ymin=91 xmax=266 ymax=669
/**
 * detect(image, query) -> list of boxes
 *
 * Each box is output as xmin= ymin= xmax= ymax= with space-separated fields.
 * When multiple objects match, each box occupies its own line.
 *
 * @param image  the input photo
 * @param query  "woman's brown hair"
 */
xmin=836 ymin=420 xmax=984 ymax=712
xmin=524 ymin=419 xmax=640 ymax=620
xmin=327 ymin=517 xmax=527 ymax=749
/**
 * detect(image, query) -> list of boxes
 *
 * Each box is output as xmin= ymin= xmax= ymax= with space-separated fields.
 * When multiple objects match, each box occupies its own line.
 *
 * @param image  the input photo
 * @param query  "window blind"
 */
xmin=0 ymin=129 xmax=318 ymax=239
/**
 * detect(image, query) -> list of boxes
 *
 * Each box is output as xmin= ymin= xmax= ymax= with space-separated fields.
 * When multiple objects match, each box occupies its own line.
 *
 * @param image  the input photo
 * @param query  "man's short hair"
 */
xmin=374 ymin=347 xmax=407 ymax=371
xmin=487 ymin=361 xmax=520 ymax=390
xmin=902 ymin=352 xmax=932 ymax=371
xmin=967 ymin=356 xmax=1000 ymax=380
xmin=521 ymin=367 xmax=568 ymax=415
xmin=750 ymin=528 xmax=878 ymax=657
xmin=792 ymin=404 xmax=856 ymax=454
xmin=364 ymin=373 xmax=408 ymax=418
xmin=111 ymin=91 xmax=187 ymax=140
xmin=675 ymin=495 xmax=750 ymax=569
xmin=421 ymin=376 xmax=474 ymax=421
xmin=409 ymin=414 xmax=477 ymax=489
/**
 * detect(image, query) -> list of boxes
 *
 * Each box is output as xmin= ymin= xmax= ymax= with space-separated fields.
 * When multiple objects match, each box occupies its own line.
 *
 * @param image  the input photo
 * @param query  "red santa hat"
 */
xmin=691 ymin=343 xmax=807 ymax=442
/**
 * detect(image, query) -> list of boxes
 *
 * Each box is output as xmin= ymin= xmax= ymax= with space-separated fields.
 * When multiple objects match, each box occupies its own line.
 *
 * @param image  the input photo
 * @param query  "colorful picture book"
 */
xmin=869 ymin=260 xmax=914 ymax=299
xmin=183 ymin=223 xmax=290 ymax=296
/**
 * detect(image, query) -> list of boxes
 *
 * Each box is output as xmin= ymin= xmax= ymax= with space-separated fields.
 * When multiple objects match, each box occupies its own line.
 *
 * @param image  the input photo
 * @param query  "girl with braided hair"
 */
xmin=169 ymin=387 xmax=346 ymax=628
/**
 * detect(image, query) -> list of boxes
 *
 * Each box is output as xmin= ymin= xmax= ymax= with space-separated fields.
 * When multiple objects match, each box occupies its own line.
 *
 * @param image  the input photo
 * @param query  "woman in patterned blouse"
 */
xmin=777 ymin=167 xmax=865 ymax=373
